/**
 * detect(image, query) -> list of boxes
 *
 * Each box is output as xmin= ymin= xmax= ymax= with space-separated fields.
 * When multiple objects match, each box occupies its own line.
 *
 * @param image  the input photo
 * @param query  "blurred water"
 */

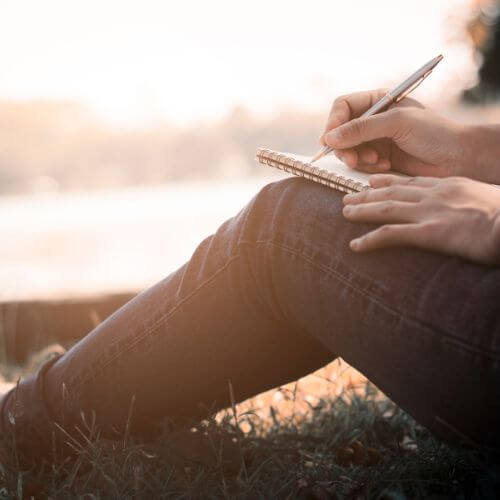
xmin=0 ymin=177 xmax=278 ymax=301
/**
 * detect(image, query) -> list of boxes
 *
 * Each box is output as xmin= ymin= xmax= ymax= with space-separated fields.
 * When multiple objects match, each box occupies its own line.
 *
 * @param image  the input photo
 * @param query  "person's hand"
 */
xmin=320 ymin=89 xmax=470 ymax=178
xmin=342 ymin=174 xmax=500 ymax=265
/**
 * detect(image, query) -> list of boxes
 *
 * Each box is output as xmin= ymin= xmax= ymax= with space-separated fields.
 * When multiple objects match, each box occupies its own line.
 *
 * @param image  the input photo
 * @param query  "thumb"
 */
xmin=324 ymin=109 xmax=405 ymax=149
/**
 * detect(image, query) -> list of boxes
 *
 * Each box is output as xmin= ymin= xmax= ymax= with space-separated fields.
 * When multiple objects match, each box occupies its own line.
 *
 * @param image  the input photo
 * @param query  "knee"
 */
xmin=237 ymin=177 xmax=347 ymax=247
xmin=249 ymin=177 xmax=344 ymax=228
xmin=230 ymin=177 xmax=374 ymax=282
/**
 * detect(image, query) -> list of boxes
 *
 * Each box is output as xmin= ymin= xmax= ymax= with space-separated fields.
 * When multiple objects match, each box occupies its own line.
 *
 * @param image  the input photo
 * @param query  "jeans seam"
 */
xmin=241 ymin=238 xmax=500 ymax=362
xmin=69 ymin=253 xmax=242 ymax=396
xmin=443 ymin=336 xmax=500 ymax=364
xmin=240 ymin=238 xmax=430 ymax=328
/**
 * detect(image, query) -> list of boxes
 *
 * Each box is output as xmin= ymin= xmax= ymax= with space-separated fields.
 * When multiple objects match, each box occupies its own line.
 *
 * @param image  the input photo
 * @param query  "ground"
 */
xmin=0 ymin=350 xmax=498 ymax=499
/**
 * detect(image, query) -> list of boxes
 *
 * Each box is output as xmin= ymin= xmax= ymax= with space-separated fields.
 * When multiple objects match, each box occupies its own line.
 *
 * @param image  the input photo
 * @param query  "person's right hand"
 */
xmin=320 ymin=89 xmax=470 ymax=178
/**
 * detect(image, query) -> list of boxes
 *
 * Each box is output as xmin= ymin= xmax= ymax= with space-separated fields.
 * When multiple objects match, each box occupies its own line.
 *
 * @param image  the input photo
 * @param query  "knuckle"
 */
xmin=384 ymin=186 xmax=397 ymax=197
xmin=331 ymin=96 xmax=349 ymax=118
xmin=420 ymin=221 xmax=441 ymax=239
xmin=407 ymin=176 xmax=420 ymax=184
xmin=333 ymin=95 xmax=346 ymax=107
xmin=356 ymin=190 xmax=368 ymax=202
xmin=378 ymin=224 xmax=393 ymax=234
xmin=438 ymin=177 xmax=466 ymax=196
xmin=380 ymin=200 xmax=396 ymax=213
xmin=425 ymin=220 xmax=442 ymax=232
xmin=328 ymin=96 xmax=349 ymax=126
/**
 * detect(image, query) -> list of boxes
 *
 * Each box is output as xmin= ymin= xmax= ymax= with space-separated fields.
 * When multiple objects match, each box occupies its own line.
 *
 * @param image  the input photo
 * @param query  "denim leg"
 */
xmin=33 ymin=177 xmax=500 ymax=450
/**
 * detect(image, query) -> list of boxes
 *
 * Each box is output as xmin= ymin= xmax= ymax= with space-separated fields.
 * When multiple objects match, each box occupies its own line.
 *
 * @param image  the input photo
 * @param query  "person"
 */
xmin=1 ymin=89 xmax=499 ymax=462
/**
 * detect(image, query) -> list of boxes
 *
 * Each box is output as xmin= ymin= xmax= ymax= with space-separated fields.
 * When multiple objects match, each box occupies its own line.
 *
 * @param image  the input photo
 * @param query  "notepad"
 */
xmin=256 ymin=148 xmax=500 ymax=195
xmin=256 ymin=148 xmax=373 ymax=194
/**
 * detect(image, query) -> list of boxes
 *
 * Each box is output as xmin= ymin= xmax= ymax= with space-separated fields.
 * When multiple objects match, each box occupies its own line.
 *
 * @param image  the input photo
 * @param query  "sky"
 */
xmin=0 ymin=0 xmax=476 ymax=125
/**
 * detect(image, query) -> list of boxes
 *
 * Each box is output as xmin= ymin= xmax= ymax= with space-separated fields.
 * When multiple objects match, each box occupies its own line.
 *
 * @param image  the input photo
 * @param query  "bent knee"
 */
xmin=238 ymin=177 xmax=349 ymax=247
xmin=254 ymin=177 xmax=344 ymax=223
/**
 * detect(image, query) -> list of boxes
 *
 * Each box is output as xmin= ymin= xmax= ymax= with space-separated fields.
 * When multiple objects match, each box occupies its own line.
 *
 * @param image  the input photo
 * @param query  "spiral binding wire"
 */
xmin=255 ymin=148 xmax=367 ymax=194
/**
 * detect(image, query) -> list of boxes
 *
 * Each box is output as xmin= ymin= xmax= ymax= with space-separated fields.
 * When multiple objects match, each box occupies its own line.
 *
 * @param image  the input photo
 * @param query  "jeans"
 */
xmin=3 ymin=177 xmax=500 ymax=456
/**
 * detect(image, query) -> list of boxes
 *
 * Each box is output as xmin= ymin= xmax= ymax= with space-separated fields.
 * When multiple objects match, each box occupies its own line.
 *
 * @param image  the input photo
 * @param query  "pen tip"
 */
xmin=310 ymin=151 xmax=323 ymax=163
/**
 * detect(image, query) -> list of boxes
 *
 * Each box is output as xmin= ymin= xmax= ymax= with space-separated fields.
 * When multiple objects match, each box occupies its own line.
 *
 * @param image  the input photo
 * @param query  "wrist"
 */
xmin=462 ymin=124 xmax=500 ymax=183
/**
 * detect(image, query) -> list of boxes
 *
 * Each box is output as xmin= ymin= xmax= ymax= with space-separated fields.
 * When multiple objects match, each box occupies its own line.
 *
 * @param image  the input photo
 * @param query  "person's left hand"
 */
xmin=342 ymin=174 xmax=500 ymax=265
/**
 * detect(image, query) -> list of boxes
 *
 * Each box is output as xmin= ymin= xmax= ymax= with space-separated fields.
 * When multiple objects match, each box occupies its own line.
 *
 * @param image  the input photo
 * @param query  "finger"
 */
xmin=343 ymin=201 xmax=418 ymax=224
xmin=334 ymin=145 xmax=379 ymax=168
xmin=369 ymin=174 xmax=439 ymax=189
xmin=324 ymin=108 xmax=408 ymax=150
xmin=343 ymin=185 xmax=424 ymax=205
xmin=323 ymin=88 xmax=389 ymax=134
xmin=333 ymin=148 xmax=358 ymax=168
xmin=358 ymin=145 xmax=378 ymax=165
xmin=350 ymin=223 xmax=426 ymax=252
xmin=347 ymin=160 xmax=391 ymax=174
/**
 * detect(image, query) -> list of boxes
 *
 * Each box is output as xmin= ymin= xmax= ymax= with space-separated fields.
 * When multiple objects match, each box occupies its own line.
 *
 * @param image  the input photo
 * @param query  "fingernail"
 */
xmin=343 ymin=194 xmax=353 ymax=203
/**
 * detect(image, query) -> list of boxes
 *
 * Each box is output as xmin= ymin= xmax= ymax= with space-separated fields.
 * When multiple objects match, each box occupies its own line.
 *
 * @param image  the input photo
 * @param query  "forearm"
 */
xmin=463 ymin=124 xmax=500 ymax=184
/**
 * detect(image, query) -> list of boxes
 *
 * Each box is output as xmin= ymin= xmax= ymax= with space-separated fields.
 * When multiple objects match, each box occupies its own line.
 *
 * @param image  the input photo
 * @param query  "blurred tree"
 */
xmin=463 ymin=0 xmax=500 ymax=103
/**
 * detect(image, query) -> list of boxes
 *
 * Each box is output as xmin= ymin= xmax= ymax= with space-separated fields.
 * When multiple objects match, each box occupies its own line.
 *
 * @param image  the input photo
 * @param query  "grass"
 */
xmin=0 ymin=355 xmax=498 ymax=499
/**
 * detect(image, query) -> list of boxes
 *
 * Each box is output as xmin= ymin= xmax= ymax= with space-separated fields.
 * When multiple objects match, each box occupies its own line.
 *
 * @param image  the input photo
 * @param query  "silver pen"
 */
xmin=310 ymin=54 xmax=443 ymax=163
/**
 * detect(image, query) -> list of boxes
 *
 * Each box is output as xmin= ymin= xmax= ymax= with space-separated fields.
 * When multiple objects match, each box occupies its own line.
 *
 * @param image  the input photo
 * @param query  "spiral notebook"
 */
xmin=256 ymin=148 xmax=372 ymax=194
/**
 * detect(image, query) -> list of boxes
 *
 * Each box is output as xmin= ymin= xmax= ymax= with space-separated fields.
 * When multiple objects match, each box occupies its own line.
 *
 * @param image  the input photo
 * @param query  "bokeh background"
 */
xmin=1 ymin=0 xmax=499 ymax=302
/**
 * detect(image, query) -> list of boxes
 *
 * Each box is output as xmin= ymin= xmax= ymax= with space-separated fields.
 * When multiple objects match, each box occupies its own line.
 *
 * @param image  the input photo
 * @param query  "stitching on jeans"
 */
xmin=241 ymin=239 xmax=500 ymax=361
xmin=69 ymin=253 xmax=242 ymax=396
xmin=443 ymin=336 xmax=500 ymax=364
xmin=240 ymin=238 xmax=434 ymax=329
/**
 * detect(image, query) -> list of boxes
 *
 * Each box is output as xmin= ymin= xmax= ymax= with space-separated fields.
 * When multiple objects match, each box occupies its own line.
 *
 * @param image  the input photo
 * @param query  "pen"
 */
xmin=310 ymin=54 xmax=444 ymax=163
